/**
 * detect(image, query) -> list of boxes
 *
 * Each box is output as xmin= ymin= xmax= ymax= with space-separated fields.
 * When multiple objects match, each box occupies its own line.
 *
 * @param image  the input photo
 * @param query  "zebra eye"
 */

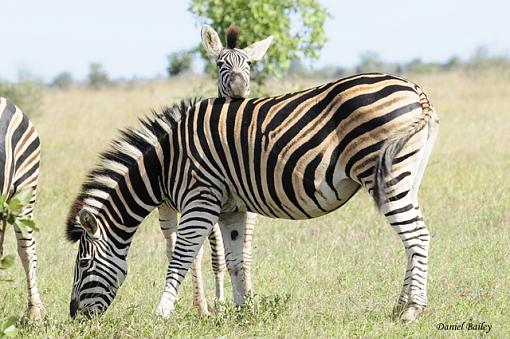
xmin=216 ymin=61 xmax=224 ymax=68
xmin=247 ymin=61 xmax=252 ymax=66
xmin=79 ymin=257 xmax=92 ymax=269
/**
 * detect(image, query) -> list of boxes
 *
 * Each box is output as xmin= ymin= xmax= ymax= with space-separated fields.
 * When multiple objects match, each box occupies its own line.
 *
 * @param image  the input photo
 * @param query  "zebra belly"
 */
xmin=235 ymin=165 xmax=361 ymax=220
xmin=284 ymin=170 xmax=361 ymax=219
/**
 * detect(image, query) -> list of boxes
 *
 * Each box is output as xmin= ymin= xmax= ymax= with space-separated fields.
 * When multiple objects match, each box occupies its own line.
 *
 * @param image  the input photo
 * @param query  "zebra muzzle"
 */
xmin=70 ymin=298 xmax=79 ymax=318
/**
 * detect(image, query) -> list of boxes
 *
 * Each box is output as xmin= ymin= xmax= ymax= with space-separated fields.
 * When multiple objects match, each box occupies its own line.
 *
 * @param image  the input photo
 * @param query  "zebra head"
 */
xmin=201 ymin=24 xmax=272 ymax=98
xmin=68 ymin=209 xmax=127 ymax=318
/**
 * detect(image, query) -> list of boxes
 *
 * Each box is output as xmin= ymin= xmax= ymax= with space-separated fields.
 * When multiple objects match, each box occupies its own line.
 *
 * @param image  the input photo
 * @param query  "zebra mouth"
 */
xmin=229 ymin=87 xmax=250 ymax=99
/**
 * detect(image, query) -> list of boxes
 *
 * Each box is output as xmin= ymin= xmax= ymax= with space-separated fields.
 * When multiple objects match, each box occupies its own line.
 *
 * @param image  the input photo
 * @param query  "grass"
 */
xmin=1 ymin=70 xmax=509 ymax=337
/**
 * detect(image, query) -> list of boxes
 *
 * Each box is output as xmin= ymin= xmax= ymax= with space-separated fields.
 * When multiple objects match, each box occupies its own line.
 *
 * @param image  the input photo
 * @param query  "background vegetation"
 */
xmin=0 ymin=67 xmax=508 ymax=337
xmin=189 ymin=0 xmax=330 ymax=81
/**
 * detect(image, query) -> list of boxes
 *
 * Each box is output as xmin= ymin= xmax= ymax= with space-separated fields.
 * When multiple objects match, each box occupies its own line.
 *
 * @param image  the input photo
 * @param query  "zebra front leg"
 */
xmin=384 ymin=199 xmax=430 ymax=322
xmin=158 ymin=203 xmax=209 ymax=315
xmin=218 ymin=211 xmax=248 ymax=306
xmin=155 ymin=198 xmax=220 ymax=318
xmin=14 ymin=226 xmax=44 ymax=320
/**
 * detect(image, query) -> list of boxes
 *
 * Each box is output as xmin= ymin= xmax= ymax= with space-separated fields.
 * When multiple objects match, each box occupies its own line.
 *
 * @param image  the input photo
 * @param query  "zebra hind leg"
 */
xmin=378 ymin=150 xmax=433 ymax=321
xmin=242 ymin=212 xmax=257 ymax=297
xmin=385 ymin=199 xmax=430 ymax=322
xmin=218 ymin=212 xmax=249 ymax=306
xmin=208 ymin=223 xmax=226 ymax=304
xmin=391 ymin=113 xmax=438 ymax=321
xmin=190 ymin=246 xmax=209 ymax=315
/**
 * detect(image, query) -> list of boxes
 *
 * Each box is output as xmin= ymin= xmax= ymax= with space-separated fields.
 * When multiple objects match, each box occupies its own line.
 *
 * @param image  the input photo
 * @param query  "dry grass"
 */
xmin=1 ymin=70 xmax=509 ymax=337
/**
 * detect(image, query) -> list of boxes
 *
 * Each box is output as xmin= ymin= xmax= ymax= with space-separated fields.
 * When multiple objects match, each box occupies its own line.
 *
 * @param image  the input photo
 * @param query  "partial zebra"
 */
xmin=0 ymin=97 xmax=43 ymax=319
xmin=158 ymin=24 xmax=271 ymax=315
xmin=163 ymin=25 xmax=272 ymax=314
xmin=66 ymin=73 xmax=438 ymax=323
xmin=201 ymin=24 xmax=272 ymax=98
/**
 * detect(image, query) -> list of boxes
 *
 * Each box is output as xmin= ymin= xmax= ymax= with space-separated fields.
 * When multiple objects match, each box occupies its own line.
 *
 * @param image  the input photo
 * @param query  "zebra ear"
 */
xmin=201 ymin=25 xmax=223 ymax=57
xmin=78 ymin=209 xmax=100 ymax=239
xmin=244 ymin=36 xmax=273 ymax=61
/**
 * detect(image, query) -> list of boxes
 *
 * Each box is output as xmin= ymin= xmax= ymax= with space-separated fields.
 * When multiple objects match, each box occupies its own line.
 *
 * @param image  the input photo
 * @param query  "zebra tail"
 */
xmin=372 ymin=88 xmax=436 ymax=208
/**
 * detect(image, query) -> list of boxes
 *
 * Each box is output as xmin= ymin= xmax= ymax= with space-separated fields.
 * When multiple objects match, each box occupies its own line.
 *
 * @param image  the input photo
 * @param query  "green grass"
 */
xmin=1 ymin=71 xmax=509 ymax=337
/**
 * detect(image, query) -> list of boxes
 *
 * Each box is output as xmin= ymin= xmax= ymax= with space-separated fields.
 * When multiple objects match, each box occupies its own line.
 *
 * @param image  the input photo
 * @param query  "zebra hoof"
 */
xmin=400 ymin=304 xmax=425 ymax=323
xmin=27 ymin=306 xmax=45 ymax=320
xmin=392 ymin=303 xmax=405 ymax=319
xmin=194 ymin=301 xmax=210 ymax=316
xmin=155 ymin=299 xmax=175 ymax=319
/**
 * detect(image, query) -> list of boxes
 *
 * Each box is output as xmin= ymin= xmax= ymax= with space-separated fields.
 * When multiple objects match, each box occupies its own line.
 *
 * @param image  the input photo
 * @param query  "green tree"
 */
xmin=189 ymin=0 xmax=330 ymax=82
xmin=167 ymin=50 xmax=193 ymax=77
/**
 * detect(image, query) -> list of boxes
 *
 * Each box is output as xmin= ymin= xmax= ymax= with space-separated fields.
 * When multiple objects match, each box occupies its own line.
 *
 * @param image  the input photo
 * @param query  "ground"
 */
xmin=1 ymin=70 xmax=509 ymax=337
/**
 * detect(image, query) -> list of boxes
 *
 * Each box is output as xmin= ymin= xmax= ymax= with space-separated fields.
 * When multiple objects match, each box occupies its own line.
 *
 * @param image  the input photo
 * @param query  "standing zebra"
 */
xmin=158 ymin=24 xmax=272 ymax=314
xmin=0 ymin=97 xmax=43 ymax=319
xmin=67 ymin=73 xmax=438 ymax=323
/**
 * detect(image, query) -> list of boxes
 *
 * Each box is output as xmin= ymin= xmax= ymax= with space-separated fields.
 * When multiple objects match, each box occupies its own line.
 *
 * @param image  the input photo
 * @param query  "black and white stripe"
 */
xmin=0 ymin=97 xmax=43 ymax=319
xmin=66 ymin=73 xmax=438 ymax=322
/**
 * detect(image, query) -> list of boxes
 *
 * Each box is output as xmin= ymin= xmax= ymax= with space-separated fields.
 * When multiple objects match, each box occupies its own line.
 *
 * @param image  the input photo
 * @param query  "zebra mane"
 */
xmin=226 ymin=25 xmax=240 ymax=49
xmin=65 ymin=97 xmax=200 ymax=243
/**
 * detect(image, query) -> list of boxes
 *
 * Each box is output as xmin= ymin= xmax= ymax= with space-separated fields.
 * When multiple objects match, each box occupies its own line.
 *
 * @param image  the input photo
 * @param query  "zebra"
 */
xmin=156 ymin=24 xmax=271 ymax=315
xmin=0 ymin=97 xmax=43 ymax=319
xmin=66 ymin=73 xmax=438 ymax=323
xmin=163 ymin=24 xmax=272 ymax=313
xmin=201 ymin=24 xmax=272 ymax=98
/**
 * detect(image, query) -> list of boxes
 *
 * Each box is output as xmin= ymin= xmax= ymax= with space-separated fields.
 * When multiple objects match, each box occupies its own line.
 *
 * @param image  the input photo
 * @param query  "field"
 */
xmin=1 ymin=70 xmax=509 ymax=337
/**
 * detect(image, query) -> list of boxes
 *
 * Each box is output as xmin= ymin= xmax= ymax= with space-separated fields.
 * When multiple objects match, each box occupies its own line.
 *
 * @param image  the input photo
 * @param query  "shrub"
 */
xmin=167 ymin=50 xmax=193 ymax=77
xmin=87 ymin=63 xmax=111 ymax=89
xmin=0 ymin=81 xmax=43 ymax=117
xmin=50 ymin=72 xmax=74 ymax=89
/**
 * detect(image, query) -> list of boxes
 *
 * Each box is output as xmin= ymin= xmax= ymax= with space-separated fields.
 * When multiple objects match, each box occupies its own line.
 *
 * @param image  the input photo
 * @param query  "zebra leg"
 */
xmin=158 ymin=204 xmax=177 ymax=260
xmin=385 ymin=199 xmax=430 ymax=323
xmin=155 ymin=198 xmax=220 ymax=318
xmin=391 ymin=114 xmax=438 ymax=321
xmin=242 ymin=212 xmax=257 ymax=297
xmin=218 ymin=211 xmax=248 ymax=306
xmin=190 ymin=245 xmax=209 ymax=315
xmin=158 ymin=203 xmax=209 ymax=315
xmin=208 ymin=223 xmax=226 ymax=303
xmin=14 ymin=226 xmax=44 ymax=320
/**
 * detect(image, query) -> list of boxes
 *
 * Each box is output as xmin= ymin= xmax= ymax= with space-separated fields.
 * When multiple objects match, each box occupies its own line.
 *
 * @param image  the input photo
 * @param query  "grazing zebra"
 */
xmin=165 ymin=24 xmax=271 ymax=313
xmin=0 ymin=97 xmax=43 ymax=319
xmin=66 ymin=73 xmax=438 ymax=323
